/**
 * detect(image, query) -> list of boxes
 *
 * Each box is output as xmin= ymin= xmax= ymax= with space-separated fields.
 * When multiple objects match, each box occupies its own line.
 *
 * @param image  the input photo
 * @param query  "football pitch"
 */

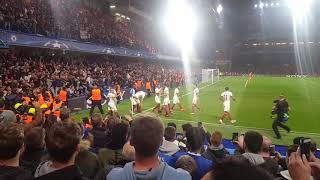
xmin=73 ymin=76 xmax=320 ymax=145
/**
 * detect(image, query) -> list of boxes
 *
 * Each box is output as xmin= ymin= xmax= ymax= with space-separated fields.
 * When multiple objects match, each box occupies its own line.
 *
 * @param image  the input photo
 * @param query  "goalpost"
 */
xmin=201 ymin=69 xmax=220 ymax=84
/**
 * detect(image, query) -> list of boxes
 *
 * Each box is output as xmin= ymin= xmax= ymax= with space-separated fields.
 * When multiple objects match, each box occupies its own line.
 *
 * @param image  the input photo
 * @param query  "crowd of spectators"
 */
xmin=0 ymin=0 xmax=155 ymax=52
xmin=0 ymin=49 xmax=184 ymax=107
xmin=0 ymin=109 xmax=320 ymax=180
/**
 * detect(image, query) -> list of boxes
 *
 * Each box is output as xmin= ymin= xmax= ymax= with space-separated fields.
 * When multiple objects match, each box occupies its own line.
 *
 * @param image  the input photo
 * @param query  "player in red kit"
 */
xmin=245 ymin=72 xmax=254 ymax=87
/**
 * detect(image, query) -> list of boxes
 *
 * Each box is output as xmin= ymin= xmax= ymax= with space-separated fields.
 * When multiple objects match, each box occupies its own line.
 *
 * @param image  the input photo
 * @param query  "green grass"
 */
xmin=73 ymin=76 xmax=320 ymax=146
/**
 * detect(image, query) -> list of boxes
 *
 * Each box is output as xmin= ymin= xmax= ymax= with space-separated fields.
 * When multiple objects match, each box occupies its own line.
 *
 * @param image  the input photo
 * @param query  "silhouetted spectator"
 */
xmin=107 ymin=113 xmax=191 ymax=180
xmin=20 ymin=127 xmax=46 ymax=173
xmin=174 ymin=127 xmax=213 ymax=180
xmin=202 ymin=131 xmax=229 ymax=162
xmin=0 ymin=122 xmax=32 ymax=180
xmin=34 ymin=122 xmax=87 ymax=180
xmin=201 ymin=157 xmax=273 ymax=180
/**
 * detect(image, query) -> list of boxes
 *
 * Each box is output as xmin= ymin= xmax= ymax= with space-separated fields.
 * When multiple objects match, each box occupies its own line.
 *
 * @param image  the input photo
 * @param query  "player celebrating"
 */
xmin=152 ymin=84 xmax=162 ymax=113
xmin=134 ymin=91 xmax=146 ymax=112
xmin=219 ymin=87 xmax=236 ymax=124
xmin=129 ymin=84 xmax=137 ymax=114
xmin=107 ymin=88 xmax=118 ymax=116
xmin=191 ymin=85 xmax=200 ymax=114
xmin=172 ymin=86 xmax=184 ymax=112
xmin=245 ymin=72 xmax=254 ymax=87
xmin=162 ymin=84 xmax=171 ymax=117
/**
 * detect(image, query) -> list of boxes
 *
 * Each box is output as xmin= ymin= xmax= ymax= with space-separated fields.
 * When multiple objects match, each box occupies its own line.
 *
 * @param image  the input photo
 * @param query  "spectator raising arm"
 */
xmin=288 ymin=150 xmax=312 ymax=180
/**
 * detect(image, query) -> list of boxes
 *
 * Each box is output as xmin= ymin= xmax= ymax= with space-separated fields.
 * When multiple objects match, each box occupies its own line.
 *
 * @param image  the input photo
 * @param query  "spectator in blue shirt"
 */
xmin=173 ymin=127 xmax=213 ymax=180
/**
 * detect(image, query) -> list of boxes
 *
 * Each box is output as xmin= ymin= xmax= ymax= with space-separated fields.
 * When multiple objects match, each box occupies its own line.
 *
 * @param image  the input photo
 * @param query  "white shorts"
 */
xmin=141 ymin=94 xmax=145 ymax=99
xmin=192 ymin=97 xmax=198 ymax=105
xmin=223 ymin=101 xmax=230 ymax=112
xmin=155 ymin=96 xmax=161 ymax=104
xmin=163 ymin=97 xmax=170 ymax=106
xmin=173 ymin=96 xmax=180 ymax=104
xmin=108 ymin=102 xmax=117 ymax=112
xmin=131 ymin=98 xmax=138 ymax=106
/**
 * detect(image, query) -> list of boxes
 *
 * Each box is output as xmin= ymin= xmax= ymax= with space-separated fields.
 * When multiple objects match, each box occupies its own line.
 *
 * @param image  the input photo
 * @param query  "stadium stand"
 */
xmin=0 ymin=0 xmax=155 ymax=52
xmin=0 ymin=48 xmax=184 ymax=102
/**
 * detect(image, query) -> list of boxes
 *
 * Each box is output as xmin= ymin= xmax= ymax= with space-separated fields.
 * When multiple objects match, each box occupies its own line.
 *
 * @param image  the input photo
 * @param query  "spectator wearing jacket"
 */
xmin=107 ymin=113 xmax=191 ymax=180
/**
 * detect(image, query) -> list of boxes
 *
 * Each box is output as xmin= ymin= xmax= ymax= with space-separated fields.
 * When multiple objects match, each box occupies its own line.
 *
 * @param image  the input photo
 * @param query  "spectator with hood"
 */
xmin=202 ymin=131 xmax=229 ymax=162
xmin=159 ymin=126 xmax=180 ymax=156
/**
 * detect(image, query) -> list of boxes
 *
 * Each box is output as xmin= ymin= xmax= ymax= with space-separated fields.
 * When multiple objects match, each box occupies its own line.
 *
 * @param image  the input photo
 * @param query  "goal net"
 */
xmin=201 ymin=69 xmax=219 ymax=84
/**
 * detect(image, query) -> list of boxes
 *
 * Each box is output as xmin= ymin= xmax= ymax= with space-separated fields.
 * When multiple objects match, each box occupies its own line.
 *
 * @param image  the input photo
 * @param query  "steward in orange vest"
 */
xmin=52 ymin=97 xmax=63 ymax=118
xmin=21 ymin=107 xmax=35 ymax=124
xmin=59 ymin=87 xmax=68 ymax=107
xmin=145 ymin=81 xmax=151 ymax=96
xmin=40 ymin=104 xmax=51 ymax=120
xmin=89 ymin=85 xmax=104 ymax=116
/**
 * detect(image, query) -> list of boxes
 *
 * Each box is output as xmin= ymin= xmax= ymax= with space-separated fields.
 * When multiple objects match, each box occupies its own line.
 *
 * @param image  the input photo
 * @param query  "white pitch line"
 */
xmin=163 ymin=118 xmax=320 ymax=137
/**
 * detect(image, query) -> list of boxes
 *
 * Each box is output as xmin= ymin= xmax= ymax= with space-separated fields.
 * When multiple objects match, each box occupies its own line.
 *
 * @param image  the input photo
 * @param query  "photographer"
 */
xmin=272 ymin=95 xmax=291 ymax=139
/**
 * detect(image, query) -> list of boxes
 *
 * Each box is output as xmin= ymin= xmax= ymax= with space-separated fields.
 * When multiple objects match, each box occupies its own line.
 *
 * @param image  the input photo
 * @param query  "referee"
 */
xmin=272 ymin=94 xmax=291 ymax=139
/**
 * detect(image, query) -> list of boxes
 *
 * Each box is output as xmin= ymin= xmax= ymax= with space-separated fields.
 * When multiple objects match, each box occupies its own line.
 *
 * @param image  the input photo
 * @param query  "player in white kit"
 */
xmin=191 ymin=85 xmax=200 ymax=114
xmin=107 ymin=88 xmax=118 ymax=116
xmin=152 ymin=84 xmax=162 ymax=113
xmin=219 ymin=87 xmax=236 ymax=124
xmin=162 ymin=85 xmax=171 ymax=117
xmin=129 ymin=84 xmax=137 ymax=113
xmin=134 ymin=91 xmax=146 ymax=112
xmin=171 ymin=86 xmax=184 ymax=112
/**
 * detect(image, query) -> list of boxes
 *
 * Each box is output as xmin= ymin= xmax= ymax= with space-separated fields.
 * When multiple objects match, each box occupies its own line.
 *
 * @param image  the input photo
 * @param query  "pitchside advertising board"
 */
xmin=286 ymin=75 xmax=308 ymax=78
xmin=0 ymin=30 xmax=157 ymax=59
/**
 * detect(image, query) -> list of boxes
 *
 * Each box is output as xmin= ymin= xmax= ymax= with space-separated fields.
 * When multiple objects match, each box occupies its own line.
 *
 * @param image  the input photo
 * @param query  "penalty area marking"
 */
xmin=163 ymin=118 xmax=320 ymax=137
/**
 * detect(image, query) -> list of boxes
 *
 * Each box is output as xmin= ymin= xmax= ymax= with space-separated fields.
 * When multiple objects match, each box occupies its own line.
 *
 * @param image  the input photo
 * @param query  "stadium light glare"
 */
xmin=164 ymin=0 xmax=198 ymax=52
xmin=259 ymin=3 xmax=264 ymax=9
xmin=276 ymin=2 xmax=280 ymax=6
xmin=254 ymin=4 xmax=258 ymax=8
xmin=286 ymin=0 xmax=313 ymax=18
xmin=110 ymin=5 xmax=116 ymax=9
xmin=265 ymin=3 xmax=269 ymax=7
xmin=217 ymin=4 xmax=223 ymax=14
xmin=271 ymin=3 xmax=274 ymax=7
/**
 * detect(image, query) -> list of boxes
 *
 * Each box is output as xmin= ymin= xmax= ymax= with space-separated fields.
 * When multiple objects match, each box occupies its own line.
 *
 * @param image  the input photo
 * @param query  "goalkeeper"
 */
xmin=271 ymin=94 xmax=291 ymax=139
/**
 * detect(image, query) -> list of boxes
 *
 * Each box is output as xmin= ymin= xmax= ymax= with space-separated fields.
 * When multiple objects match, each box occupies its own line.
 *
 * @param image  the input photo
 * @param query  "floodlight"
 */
xmin=276 ymin=2 xmax=280 ymax=6
xmin=259 ymin=3 xmax=264 ymax=8
xmin=271 ymin=3 xmax=274 ymax=6
xmin=265 ymin=3 xmax=269 ymax=7
xmin=164 ymin=0 xmax=198 ymax=51
xmin=217 ymin=4 xmax=223 ymax=14
xmin=110 ymin=5 xmax=116 ymax=9
xmin=254 ymin=4 xmax=258 ymax=8
xmin=286 ymin=0 xmax=313 ymax=18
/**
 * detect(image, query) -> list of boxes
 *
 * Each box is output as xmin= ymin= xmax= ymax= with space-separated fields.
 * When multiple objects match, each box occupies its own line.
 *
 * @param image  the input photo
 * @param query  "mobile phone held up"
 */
xmin=300 ymin=138 xmax=311 ymax=160
xmin=232 ymin=132 xmax=239 ymax=143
